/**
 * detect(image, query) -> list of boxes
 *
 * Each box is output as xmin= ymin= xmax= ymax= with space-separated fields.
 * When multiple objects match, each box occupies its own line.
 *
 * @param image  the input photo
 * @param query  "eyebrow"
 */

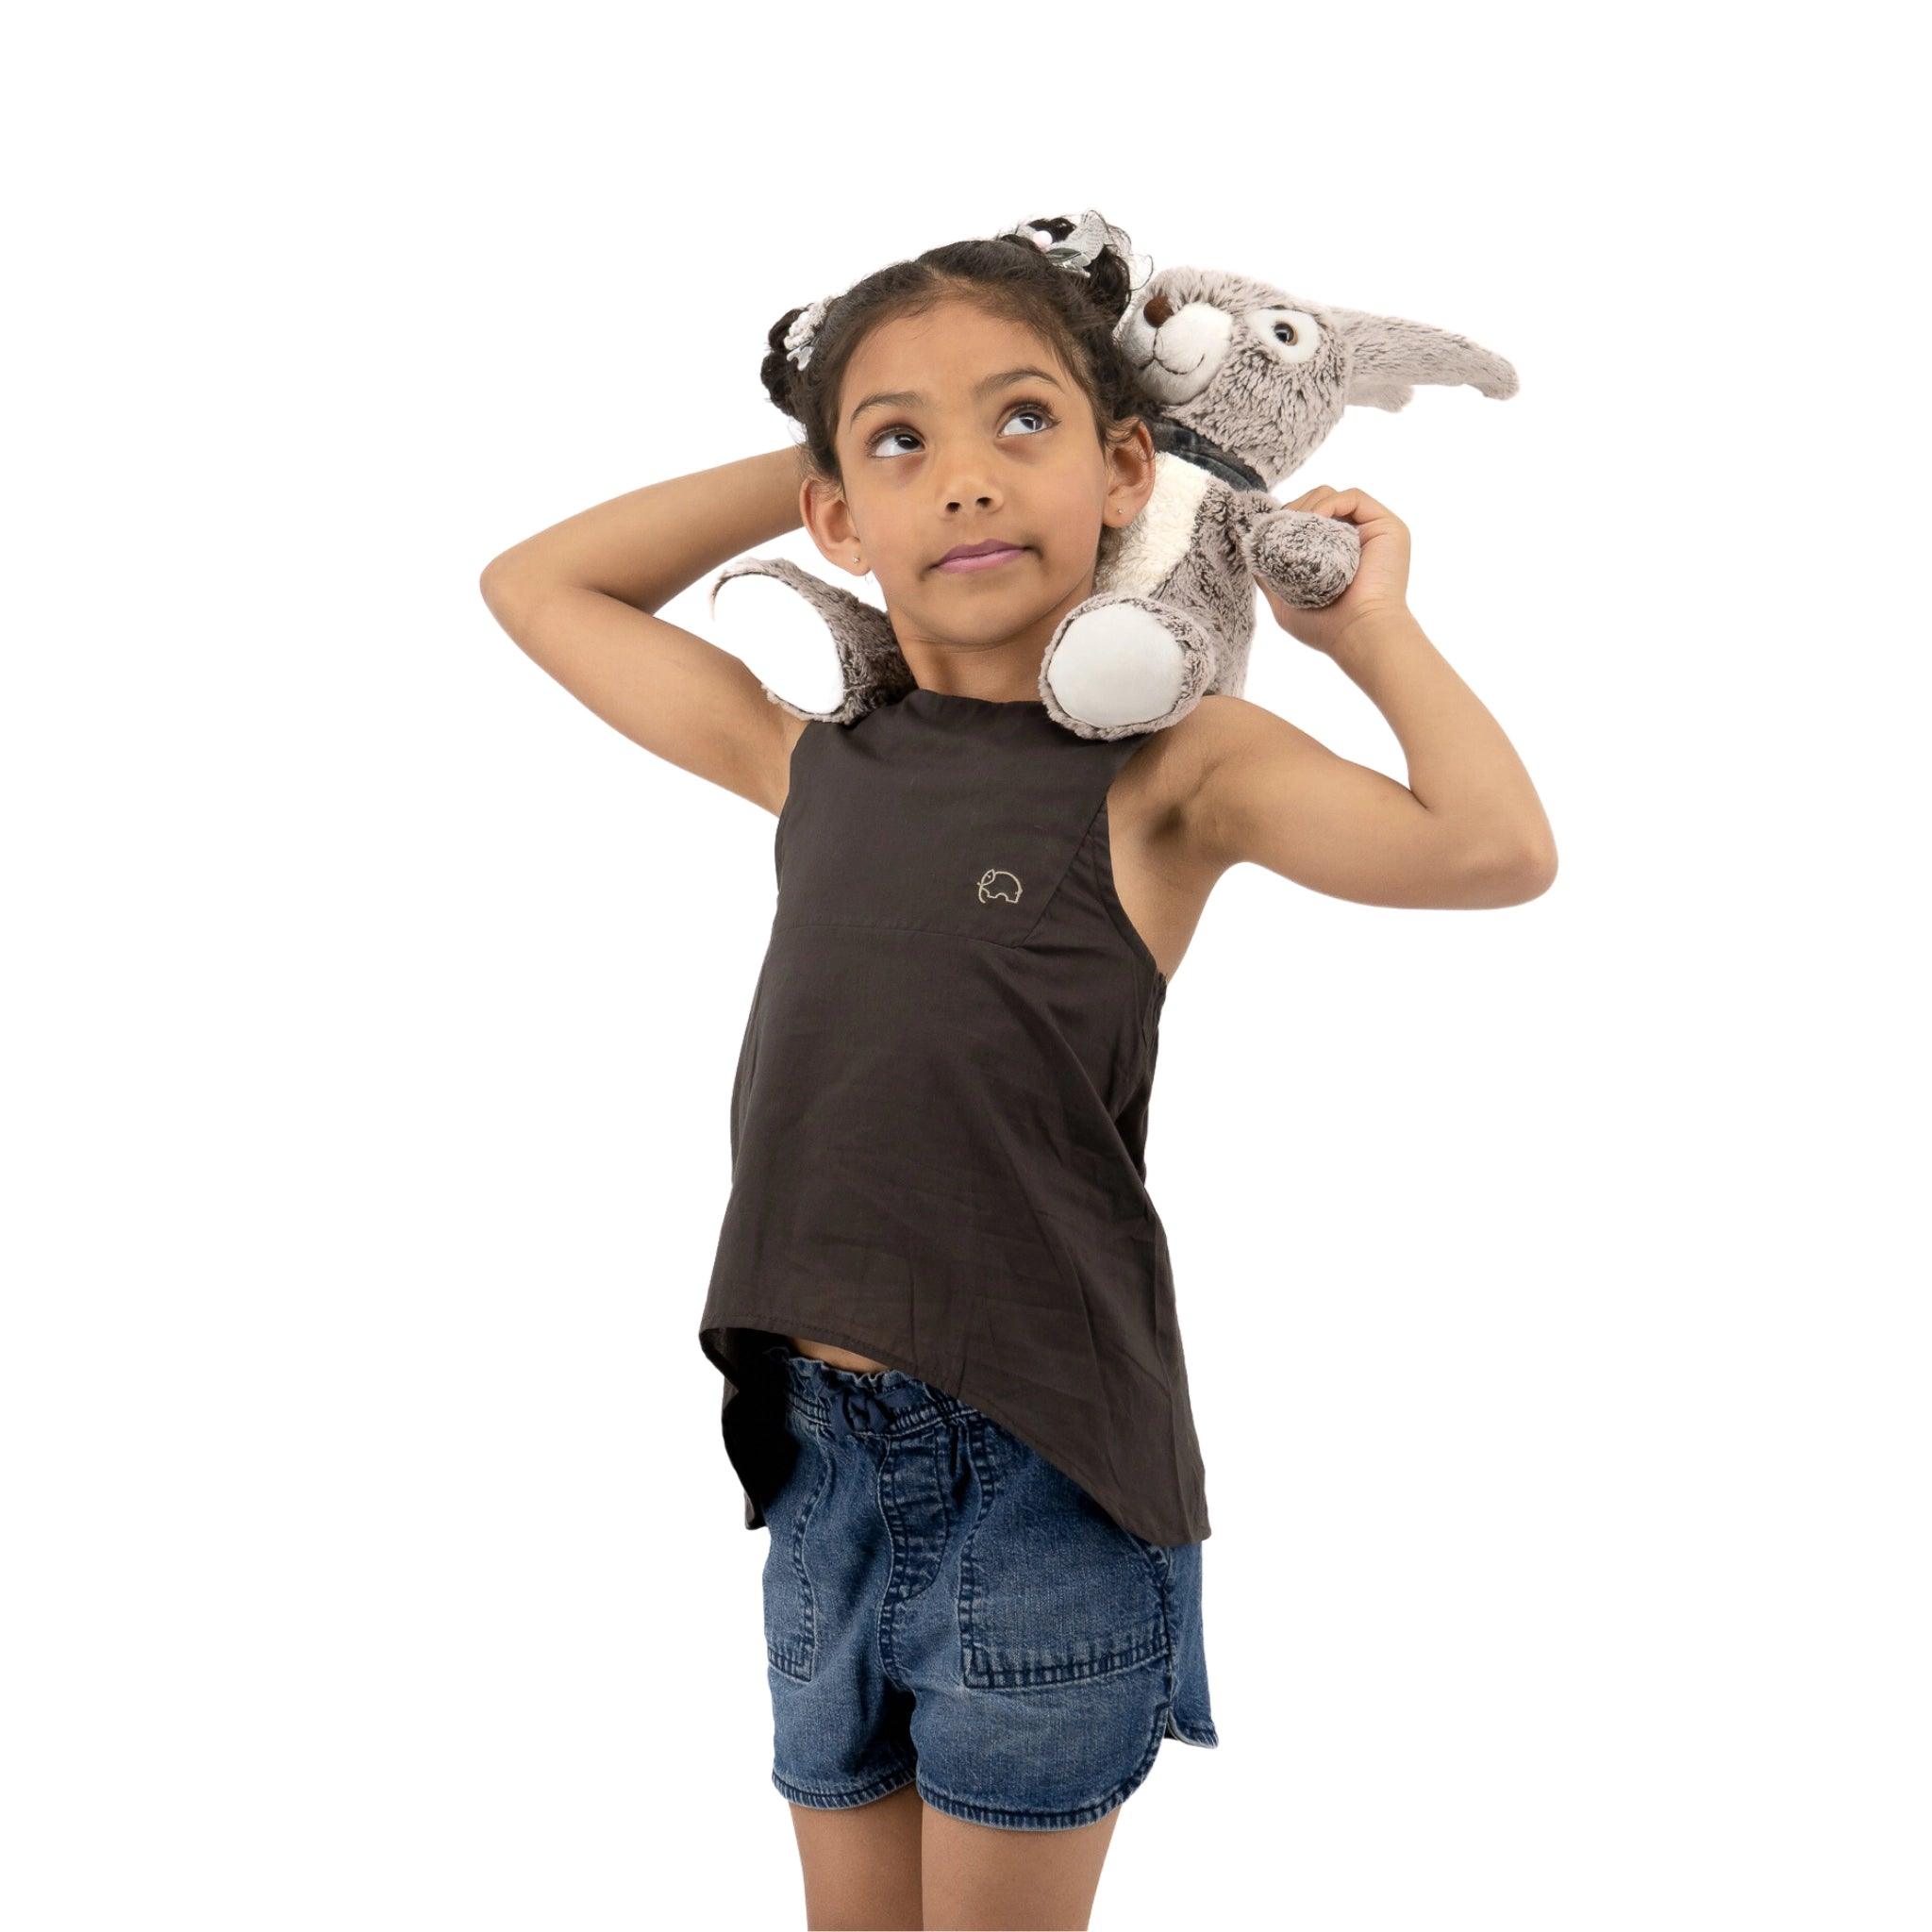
xmin=846 ymin=366 xmax=1065 ymax=432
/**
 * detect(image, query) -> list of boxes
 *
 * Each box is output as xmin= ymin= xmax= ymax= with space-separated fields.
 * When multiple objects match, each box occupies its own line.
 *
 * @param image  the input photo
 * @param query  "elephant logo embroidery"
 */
xmin=976 ymin=868 xmax=1023 ymax=904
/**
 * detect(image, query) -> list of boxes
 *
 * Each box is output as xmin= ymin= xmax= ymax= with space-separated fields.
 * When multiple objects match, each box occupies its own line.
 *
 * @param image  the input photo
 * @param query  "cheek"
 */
xmin=1034 ymin=479 xmax=1108 ymax=556
xmin=1041 ymin=457 xmax=1109 ymax=518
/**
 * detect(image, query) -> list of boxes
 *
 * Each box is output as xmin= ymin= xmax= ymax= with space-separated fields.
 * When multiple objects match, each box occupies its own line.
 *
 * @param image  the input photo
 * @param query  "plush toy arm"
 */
xmin=708 ymin=557 xmax=914 ymax=725
xmin=1238 ymin=505 xmax=1361 ymax=613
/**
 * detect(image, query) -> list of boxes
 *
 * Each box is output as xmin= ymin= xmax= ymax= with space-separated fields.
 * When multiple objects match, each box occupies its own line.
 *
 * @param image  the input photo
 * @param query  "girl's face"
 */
xmin=804 ymin=297 xmax=1156 ymax=687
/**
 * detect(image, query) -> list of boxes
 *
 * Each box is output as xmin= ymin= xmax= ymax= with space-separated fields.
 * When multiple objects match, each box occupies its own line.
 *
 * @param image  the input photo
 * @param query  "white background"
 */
xmin=7 ymin=5 xmax=1924 ymax=1927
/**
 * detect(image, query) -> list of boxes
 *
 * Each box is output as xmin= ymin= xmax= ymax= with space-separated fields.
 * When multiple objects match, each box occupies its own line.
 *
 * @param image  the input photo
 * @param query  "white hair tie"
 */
xmin=782 ymin=211 xmax=1145 ymax=373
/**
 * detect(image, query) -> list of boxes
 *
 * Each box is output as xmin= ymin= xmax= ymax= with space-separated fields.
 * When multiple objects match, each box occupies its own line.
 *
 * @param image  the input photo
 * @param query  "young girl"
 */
xmin=481 ymin=215 xmax=1556 ymax=1930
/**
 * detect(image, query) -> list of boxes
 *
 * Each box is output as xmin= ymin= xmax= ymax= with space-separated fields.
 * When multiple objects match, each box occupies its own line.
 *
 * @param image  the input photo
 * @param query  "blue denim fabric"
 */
xmin=758 ymin=1345 xmax=1218 ymax=1831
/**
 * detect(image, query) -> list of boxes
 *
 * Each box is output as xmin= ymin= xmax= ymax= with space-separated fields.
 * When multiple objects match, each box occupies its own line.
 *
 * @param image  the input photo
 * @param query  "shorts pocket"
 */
xmin=761 ymin=1416 xmax=832 ymax=1683
xmin=956 ymin=1416 xmax=1168 ymax=1690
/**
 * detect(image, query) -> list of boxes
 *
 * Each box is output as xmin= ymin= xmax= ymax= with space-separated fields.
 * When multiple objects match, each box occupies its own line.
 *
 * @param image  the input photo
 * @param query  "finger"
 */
xmin=1307 ymin=490 xmax=1397 ymax=529
xmin=1324 ymin=489 xmax=1394 ymax=523
xmin=1304 ymin=496 xmax=1356 ymax=522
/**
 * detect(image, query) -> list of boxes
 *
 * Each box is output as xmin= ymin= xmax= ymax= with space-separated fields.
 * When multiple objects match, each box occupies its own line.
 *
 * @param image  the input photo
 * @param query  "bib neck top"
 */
xmin=696 ymin=685 xmax=1211 ymax=1546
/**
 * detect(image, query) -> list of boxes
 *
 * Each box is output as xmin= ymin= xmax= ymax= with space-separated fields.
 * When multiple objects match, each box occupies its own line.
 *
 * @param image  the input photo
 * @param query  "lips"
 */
xmin=933 ymin=541 xmax=1028 ymax=573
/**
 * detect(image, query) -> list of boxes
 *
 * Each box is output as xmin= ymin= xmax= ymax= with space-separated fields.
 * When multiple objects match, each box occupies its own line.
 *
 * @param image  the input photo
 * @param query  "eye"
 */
xmin=1002 ymin=399 xmax=1058 ymax=438
xmin=1244 ymin=308 xmax=1321 ymax=366
xmin=864 ymin=399 xmax=1058 ymax=459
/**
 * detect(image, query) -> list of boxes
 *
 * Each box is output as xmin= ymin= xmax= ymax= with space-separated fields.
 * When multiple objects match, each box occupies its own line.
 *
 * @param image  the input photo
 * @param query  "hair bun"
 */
xmin=1001 ymin=209 xmax=1147 ymax=325
xmin=759 ymin=307 xmax=810 ymax=420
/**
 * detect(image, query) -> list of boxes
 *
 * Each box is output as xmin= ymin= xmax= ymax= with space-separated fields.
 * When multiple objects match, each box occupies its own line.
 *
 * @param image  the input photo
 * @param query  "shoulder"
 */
xmin=1117 ymin=692 xmax=1315 ymax=874
xmin=1101 ymin=692 xmax=1241 ymax=882
xmin=1115 ymin=692 xmax=1276 ymax=823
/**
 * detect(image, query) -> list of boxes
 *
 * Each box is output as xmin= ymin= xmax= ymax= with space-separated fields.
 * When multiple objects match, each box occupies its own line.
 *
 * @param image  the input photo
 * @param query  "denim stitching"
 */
xmin=764 ymin=1435 xmax=830 ymax=1683
xmin=955 ymin=1419 xmax=1166 ymax=1690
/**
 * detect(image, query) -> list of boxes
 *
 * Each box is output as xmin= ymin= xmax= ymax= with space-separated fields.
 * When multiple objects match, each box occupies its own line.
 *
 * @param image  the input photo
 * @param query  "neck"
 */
xmin=898 ymin=644 xmax=1054 ymax=707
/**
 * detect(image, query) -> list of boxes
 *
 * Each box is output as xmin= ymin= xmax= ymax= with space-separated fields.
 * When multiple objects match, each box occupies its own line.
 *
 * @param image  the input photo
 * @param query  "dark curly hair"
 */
xmin=759 ymin=211 xmax=1166 ymax=485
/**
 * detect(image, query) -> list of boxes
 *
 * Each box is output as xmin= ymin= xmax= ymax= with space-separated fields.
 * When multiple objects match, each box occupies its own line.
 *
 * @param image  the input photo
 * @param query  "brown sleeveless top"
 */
xmin=696 ymin=686 xmax=1211 ymax=1545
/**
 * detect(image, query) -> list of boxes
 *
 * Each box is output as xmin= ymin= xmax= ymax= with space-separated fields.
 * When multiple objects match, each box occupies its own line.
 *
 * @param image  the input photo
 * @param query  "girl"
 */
xmin=480 ymin=214 xmax=1556 ymax=1930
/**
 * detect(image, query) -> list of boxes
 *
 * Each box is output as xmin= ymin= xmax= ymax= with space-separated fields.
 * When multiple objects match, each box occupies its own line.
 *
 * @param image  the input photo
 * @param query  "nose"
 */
xmin=937 ymin=440 xmax=1005 ymax=510
xmin=941 ymin=467 xmax=1000 ymax=511
xmin=1143 ymin=293 xmax=1174 ymax=327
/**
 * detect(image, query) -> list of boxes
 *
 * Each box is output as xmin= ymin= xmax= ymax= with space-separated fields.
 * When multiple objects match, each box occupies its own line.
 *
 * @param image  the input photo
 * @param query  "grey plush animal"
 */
xmin=709 ymin=259 xmax=1518 ymax=741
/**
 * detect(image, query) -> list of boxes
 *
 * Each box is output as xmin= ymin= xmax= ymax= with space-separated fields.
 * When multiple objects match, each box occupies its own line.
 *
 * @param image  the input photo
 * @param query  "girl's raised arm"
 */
xmin=1181 ymin=487 xmax=1557 ymax=909
xmin=480 ymin=446 xmax=808 ymax=813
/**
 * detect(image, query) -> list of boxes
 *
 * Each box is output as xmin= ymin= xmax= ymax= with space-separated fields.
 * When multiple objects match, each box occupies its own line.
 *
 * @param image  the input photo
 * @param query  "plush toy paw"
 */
xmin=708 ymin=557 xmax=913 ymax=725
xmin=1040 ymin=592 xmax=1222 ymax=740
xmin=1241 ymin=509 xmax=1361 ymax=610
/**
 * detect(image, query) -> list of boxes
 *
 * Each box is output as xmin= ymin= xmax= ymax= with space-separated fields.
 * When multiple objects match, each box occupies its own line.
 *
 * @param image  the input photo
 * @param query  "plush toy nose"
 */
xmin=1142 ymin=293 xmax=1174 ymax=327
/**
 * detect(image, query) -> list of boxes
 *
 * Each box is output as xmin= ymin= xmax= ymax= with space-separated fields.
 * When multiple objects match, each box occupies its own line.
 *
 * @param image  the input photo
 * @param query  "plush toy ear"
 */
xmin=708 ymin=558 xmax=914 ymax=725
xmin=1322 ymin=302 xmax=1519 ymax=412
xmin=1345 ymin=381 xmax=1418 ymax=413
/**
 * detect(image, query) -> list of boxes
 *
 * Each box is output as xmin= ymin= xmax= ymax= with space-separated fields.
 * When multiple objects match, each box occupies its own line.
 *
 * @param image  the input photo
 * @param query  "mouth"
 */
xmin=932 ymin=541 xmax=1030 ymax=575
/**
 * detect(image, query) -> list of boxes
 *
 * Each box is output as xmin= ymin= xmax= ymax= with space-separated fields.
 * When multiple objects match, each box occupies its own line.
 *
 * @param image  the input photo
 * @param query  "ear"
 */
xmin=1322 ymin=304 xmax=1519 ymax=410
xmin=798 ymin=467 xmax=862 ymax=570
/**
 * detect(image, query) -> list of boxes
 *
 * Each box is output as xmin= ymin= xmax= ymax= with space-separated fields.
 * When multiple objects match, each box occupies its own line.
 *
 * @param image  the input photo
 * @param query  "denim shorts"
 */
xmin=756 ymin=1345 xmax=1219 ymax=1832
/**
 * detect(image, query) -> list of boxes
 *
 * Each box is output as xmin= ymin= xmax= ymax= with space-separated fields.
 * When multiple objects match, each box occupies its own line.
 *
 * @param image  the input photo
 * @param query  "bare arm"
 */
xmin=1186 ymin=486 xmax=1557 ymax=909
xmin=478 ymin=446 xmax=810 ymax=812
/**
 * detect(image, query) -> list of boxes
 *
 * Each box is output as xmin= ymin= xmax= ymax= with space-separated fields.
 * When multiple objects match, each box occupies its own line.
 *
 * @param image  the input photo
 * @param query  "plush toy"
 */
xmin=709 ymin=217 xmax=1519 ymax=741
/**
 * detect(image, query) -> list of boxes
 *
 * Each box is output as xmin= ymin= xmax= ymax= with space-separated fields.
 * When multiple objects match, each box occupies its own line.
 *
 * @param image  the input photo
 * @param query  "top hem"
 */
xmin=699 ymin=1306 xmax=1212 ymax=1548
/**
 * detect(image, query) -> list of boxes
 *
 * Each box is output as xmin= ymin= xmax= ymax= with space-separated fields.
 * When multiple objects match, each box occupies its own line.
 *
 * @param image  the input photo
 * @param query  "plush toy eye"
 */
xmin=1247 ymin=308 xmax=1321 ymax=366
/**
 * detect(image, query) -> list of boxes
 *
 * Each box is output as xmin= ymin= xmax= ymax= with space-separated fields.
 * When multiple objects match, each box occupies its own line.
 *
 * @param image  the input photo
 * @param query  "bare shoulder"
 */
xmin=1158 ymin=691 xmax=1360 ymax=875
xmin=1110 ymin=692 xmax=1286 ymax=863
xmin=1170 ymin=690 xmax=1304 ymax=768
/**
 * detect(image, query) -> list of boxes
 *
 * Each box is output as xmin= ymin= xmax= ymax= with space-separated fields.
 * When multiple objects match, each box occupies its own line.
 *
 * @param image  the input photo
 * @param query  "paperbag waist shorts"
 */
xmin=757 ymin=1345 xmax=1218 ymax=1832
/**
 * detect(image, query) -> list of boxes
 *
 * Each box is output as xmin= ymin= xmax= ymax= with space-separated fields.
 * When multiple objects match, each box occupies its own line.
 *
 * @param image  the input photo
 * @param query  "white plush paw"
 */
xmin=1043 ymin=602 xmax=1189 ymax=728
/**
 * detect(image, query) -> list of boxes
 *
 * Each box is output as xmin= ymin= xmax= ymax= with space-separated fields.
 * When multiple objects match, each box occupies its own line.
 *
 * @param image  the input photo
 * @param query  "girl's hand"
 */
xmin=1257 ymin=486 xmax=1413 ymax=656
